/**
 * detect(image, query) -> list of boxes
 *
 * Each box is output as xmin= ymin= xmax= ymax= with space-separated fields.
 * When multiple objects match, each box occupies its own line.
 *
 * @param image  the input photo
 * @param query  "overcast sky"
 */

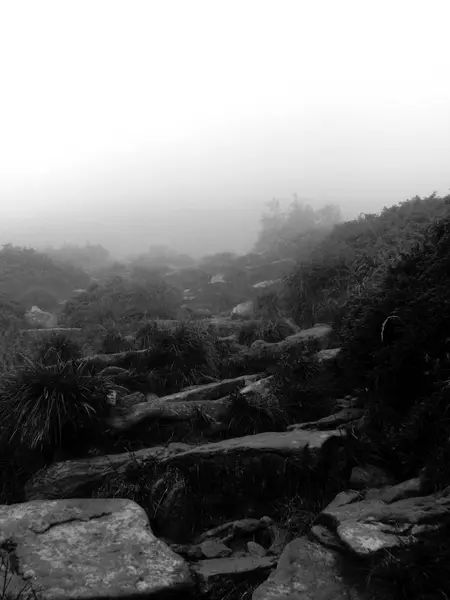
xmin=1 ymin=0 xmax=449 ymax=257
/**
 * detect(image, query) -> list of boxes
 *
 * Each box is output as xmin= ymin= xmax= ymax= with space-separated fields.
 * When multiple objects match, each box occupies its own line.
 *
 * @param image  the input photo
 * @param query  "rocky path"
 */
xmin=2 ymin=321 xmax=440 ymax=599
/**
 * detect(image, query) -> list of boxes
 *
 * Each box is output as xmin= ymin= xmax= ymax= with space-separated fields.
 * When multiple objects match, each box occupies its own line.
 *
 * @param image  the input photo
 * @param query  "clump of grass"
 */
xmin=35 ymin=333 xmax=83 ymax=364
xmin=226 ymin=390 xmax=288 ymax=437
xmin=100 ymin=327 xmax=133 ymax=354
xmin=272 ymin=343 xmax=340 ymax=423
xmin=135 ymin=321 xmax=159 ymax=349
xmin=115 ymin=322 xmax=219 ymax=395
xmin=0 ymin=357 xmax=114 ymax=460
xmin=1 ymin=545 xmax=40 ymax=599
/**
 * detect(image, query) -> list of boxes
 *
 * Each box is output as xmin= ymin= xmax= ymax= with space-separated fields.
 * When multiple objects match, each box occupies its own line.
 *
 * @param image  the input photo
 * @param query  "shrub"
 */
xmin=226 ymin=389 xmax=288 ymax=437
xmin=0 ymin=358 xmax=114 ymax=460
xmin=35 ymin=333 xmax=84 ymax=364
xmin=112 ymin=322 xmax=219 ymax=395
xmin=338 ymin=215 xmax=450 ymax=487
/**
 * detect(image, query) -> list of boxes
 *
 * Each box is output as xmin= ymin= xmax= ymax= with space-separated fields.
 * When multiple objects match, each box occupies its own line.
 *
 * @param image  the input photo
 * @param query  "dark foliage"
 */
xmin=0 ymin=358 xmax=113 ymax=460
xmin=338 ymin=215 xmax=450 ymax=487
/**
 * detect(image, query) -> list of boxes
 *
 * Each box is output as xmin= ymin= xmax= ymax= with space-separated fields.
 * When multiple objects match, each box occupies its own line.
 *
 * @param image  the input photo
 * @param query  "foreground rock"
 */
xmin=0 ymin=499 xmax=193 ymax=599
xmin=253 ymin=537 xmax=367 ymax=599
xmin=317 ymin=484 xmax=450 ymax=557
xmin=25 ymin=443 xmax=190 ymax=501
xmin=27 ymin=429 xmax=345 ymax=508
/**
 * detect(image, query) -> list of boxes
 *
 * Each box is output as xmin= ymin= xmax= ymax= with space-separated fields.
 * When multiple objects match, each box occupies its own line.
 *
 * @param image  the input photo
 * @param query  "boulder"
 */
xmin=317 ymin=485 xmax=450 ymax=557
xmin=245 ymin=324 xmax=333 ymax=364
xmin=0 ymin=498 xmax=193 ymax=599
xmin=253 ymin=537 xmax=367 ymax=600
xmin=24 ymin=306 xmax=58 ymax=329
xmin=164 ymin=429 xmax=343 ymax=470
xmin=108 ymin=397 xmax=230 ymax=433
xmin=231 ymin=301 xmax=254 ymax=320
xmin=25 ymin=443 xmax=190 ymax=501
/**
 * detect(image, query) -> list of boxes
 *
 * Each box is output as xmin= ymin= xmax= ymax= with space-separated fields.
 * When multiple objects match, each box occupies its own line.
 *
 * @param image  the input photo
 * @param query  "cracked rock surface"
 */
xmin=0 ymin=498 xmax=193 ymax=599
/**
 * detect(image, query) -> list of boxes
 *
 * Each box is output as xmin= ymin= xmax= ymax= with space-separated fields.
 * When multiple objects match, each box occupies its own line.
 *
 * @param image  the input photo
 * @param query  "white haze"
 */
xmin=1 ymin=0 xmax=449 ymax=258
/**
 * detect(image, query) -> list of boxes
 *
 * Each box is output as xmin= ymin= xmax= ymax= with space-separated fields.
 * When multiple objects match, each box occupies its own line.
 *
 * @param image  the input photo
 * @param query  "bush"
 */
xmin=284 ymin=193 xmax=450 ymax=328
xmin=112 ymin=322 xmax=219 ymax=395
xmin=0 ymin=358 xmax=114 ymax=460
xmin=35 ymin=333 xmax=84 ymax=364
xmin=338 ymin=215 xmax=450 ymax=487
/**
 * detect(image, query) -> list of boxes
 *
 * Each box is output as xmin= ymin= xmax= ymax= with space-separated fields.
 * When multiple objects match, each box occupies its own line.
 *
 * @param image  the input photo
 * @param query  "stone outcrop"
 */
xmin=252 ymin=537 xmax=367 ymax=600
xmin=0 ymin=498 xmax=193 ymax=599
xmin=25 ymin=443 xmax=190 ymax=501
xmin=317 ymin=482 xmax=450 ymax=557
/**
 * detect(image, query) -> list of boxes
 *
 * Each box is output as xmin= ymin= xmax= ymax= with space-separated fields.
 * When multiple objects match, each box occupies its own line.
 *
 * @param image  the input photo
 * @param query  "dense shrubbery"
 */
xmin=284 ymin=193 xmax=450 ymax=327
xmin=336 ymin=214 xmax=450 ymax=488
xmin=0 ymin=357 xmax=114 ymax=461
xmin=0 ymin=244 xmax=91 ymax=308
xmin=61 ymin=272 xmax=182 ymax=329
xmin=91 ymin=321 xmax=221 ymax=396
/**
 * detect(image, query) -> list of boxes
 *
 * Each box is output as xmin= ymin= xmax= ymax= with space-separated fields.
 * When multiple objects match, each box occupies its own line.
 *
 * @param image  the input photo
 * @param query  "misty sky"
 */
xmin=1 ymin=0 xmax=450 ymax=258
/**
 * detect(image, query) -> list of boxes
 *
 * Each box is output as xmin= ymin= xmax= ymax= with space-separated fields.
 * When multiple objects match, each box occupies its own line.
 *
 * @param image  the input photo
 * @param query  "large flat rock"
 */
xmin=0 ymin=499 xmax=193 ymax=599
xmin=25 ymin=443 xmax=190 ymax=501
xmin=163 ymin=429 xmax=342 ymax=469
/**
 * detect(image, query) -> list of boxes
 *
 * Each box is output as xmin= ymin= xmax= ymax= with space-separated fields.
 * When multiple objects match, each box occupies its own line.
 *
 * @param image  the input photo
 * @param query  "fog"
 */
xmin=1 ymin=0 xmax=449 ymax=258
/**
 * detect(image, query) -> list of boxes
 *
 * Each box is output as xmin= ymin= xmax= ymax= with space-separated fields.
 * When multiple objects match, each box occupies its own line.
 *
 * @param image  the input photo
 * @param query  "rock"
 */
xmin=210 ymin=273 xmax=227 ymax=284
xmin=0 ymin=498 xmax=193 ymax=599
xmin=239 ymin=376 xmax=275 ymax=403
xmin=24 ymin=306 xmax=58 ymax=329
xmin=196 ymin=518 xmax=268 ymax=544
xmin=164 ymin=429 xmax=343 ymax=470
xmin=107 ymin=397 xmax=230 ymax=433
xmin=106 ymin=375 xmax=263 ymax=432
xmin=231 ymin=300 xmax=254 ymax=319
xmin=247 ymin=541 xmax=267 ymax=557
xmin=350 ymin=465 xmax=396 ymax=490
xmin=308 ymin=524 xmax=347 ymax=552
xmin=364 ymin=477 xmax=425 ymax=503
xmin=253 ymin=537 xmax=366 ymax=599
xmin=193 ymin=556 xmax=276 ymax=596
xmin=318 ymin=486 xmax=450 ymax=557
xmin=245 ymin=324 xmax=333 ymax=364
xmin=199 ymin=540 xmax=233 ymax=558
xmin=315 ymin=347 xmax=342 ymax=362
xmin=25 ymin=443 xmax=190 ymax=501
xmin=252 ymin=279 xmax=282 ymax=289
xmin=288 ymin=409 xmax=367 ymax=432
xmin=118 ymin=391 xmax=147 ymax=407
xmin=159 ymin=374 xmax=262 ymax=403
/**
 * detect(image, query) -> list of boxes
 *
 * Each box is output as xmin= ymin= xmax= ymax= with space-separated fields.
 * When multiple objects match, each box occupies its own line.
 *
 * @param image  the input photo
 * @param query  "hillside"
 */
xmin=0 ymin=244 xmax=91 ymax=311
xmin=1 ymin=194 xmax=450 ymax=599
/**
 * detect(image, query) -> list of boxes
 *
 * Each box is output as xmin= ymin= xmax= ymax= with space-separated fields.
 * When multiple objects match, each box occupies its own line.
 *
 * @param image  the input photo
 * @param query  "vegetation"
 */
xmin=284 ymin=192 xmax=450 ymax=327
xmin=3 ymin=191 xmax=450 ymax=599
xmin=0 ymin=356 xmax=114 ymax=461
xmin=61 ymin=272 xmax=182 ymax=329
xmin=0 ymin=244 xmax=90 ymax=309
